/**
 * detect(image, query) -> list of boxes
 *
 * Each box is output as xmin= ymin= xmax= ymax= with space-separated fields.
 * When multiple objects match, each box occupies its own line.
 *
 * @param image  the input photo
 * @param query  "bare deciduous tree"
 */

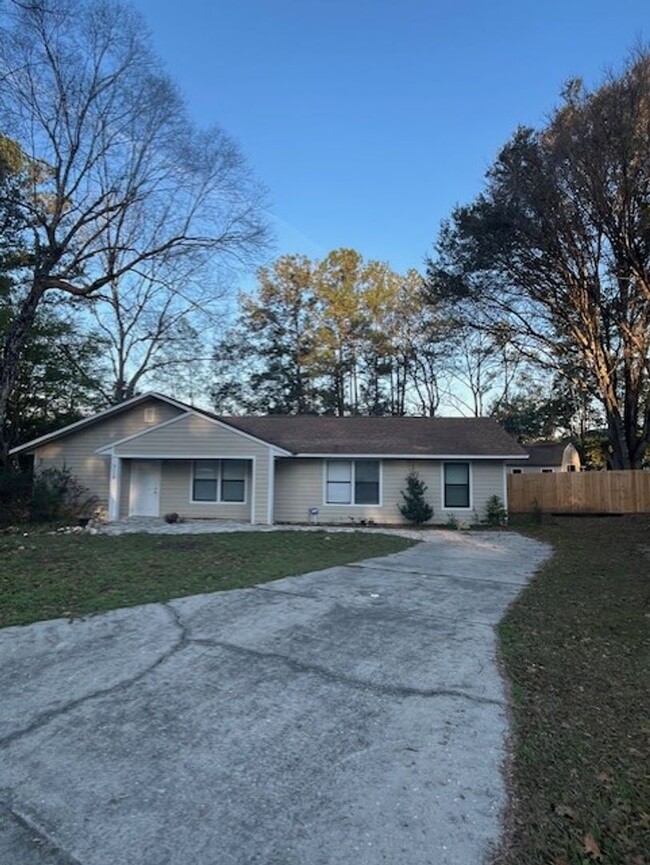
xmin=0 ymin=0 xmax=268 ymax=458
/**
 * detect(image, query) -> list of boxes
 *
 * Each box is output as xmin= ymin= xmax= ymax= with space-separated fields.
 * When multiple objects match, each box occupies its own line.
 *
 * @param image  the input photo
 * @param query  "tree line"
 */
xmin=1 ymin=0 xmax=649 ymax=469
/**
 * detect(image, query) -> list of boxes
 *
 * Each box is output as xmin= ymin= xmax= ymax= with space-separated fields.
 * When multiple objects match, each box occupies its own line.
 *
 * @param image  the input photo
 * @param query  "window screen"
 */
xmin=326 ymin=461 xmax=352 ymax=503
xmin=193 ymin=460 xmax=218 ymax=501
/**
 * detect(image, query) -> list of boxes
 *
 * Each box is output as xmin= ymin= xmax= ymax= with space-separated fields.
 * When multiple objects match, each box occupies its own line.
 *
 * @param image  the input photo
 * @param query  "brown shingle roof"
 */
xmin=219 ymin=415 xmax=527 ymax=457
xmin=522 ymin=442 xmax=570 ymax=467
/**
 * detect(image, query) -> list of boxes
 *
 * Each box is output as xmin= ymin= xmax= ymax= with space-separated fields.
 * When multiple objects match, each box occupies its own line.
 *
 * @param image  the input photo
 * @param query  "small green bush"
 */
xmin=530 ymin=498 xmax=543 ymax=524
xmin=445 ymin=514 xmax=459 ymax=530
xmin=485 ymin=494 xmax=508 ymax=526
xmin=398 ymin=472 xmax=433 ymax=524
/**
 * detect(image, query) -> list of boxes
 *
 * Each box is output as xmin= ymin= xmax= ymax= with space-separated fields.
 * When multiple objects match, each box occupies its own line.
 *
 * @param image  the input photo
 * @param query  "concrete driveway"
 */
xmin=0 ymin=531 xmax=549 ymax=865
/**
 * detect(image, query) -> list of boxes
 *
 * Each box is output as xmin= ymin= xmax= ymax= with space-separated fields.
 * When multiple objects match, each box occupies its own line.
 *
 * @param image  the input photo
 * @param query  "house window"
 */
xmin=326 ymin=460 xmax=380 ymax=505
xmin=512 ymin=468 xmax=522 ymax=474
xmin=221 ymin=459 xmax=247 ymax=502
xmin=192 ymin=460 xmax=246 ymax=503
xmin=444 ymin=462 xmax=470 ymax=508
xmin=541 ymin=469 xmax=553 ymax=474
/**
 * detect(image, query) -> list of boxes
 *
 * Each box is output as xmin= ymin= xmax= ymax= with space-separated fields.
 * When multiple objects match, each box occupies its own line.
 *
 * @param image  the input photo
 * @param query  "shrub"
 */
xmin=398 ymin=472 xmax=433 ymax=525
xmin=0 ymin=467 xmax=32 ymax=526
xmin=445 ymin=514 xmax=459 ymax=530
xmin=530 ymin=498 xmax=543 ymax=524
xmin=485 ymin=494 xmax=508 ymax=526
xmin=1 ymin=465 xmax=96 ymax=526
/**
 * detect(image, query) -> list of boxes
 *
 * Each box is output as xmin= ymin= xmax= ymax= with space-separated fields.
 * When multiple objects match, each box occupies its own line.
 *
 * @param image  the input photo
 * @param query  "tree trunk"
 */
xmin=0 ymin=284 xmax=45 ymax=466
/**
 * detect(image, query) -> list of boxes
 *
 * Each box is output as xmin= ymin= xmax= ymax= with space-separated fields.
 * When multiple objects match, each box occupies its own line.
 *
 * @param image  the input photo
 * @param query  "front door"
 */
xmin=129 ymin=460 xmax=161 ymax=516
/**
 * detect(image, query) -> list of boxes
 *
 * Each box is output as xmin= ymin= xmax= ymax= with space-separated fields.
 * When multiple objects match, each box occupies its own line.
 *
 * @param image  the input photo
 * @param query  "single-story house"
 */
xmin=507 ymin=441 xmax=581 ymax=474
xmin=10 ymin=393 xmax=529 ymax=525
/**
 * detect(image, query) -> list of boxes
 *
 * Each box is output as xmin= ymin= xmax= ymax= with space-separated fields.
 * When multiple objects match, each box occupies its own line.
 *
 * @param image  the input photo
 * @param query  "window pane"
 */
xmin=444 ymin=463 xmax=469 ymax=508
xmin=327 ymin=461 xmax=352 ymax=482
xmin=355 ymin=460 xmax=379 ymax=482
xmin=194 ymin=460 xmax=218 ymax=480
xmin=445 ymin=463 xmax=469 ymax=485
xmin=193 ymin=479 xmax=217 ymax=501
xmin=222 ymin=479 xmax=245 ymax=502
xmin=445 ymin=485 xmax=469 ymax=508
xmin=222 ymin=459 xmax=246 ymax=480
xmin=355 ymin=481 xmax=379 ymax=504
xmin=327 ymin=482 xmax=351 ymax=504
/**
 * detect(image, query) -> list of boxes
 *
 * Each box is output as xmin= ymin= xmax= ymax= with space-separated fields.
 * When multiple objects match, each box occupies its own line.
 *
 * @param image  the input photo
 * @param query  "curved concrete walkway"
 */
xmin=0 ymin=531 xmax=550 ymax=865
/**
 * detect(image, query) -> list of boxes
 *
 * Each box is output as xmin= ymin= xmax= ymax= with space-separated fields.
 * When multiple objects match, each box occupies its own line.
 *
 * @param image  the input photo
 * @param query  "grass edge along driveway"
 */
xmin=493 ymin=515 xmax=649 ymax=865
xmin=0 ymin=530 xmax=415 ymax=629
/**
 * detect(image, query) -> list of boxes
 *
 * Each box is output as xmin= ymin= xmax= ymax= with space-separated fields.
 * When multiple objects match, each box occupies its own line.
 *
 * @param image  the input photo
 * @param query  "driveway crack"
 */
xmin=0 ymin=799 xmax=85 ymax=864
xmin=189 ymin=637 xmax=503 ymax=706
xmin=0 ymin=603 xmax=188 ymax=750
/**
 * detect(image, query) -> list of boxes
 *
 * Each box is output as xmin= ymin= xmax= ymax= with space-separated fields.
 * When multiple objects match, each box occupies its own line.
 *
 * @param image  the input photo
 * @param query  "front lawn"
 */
xmin=0 ymin=530 xmax=414 ymax=628
xmin=495 ymin=516 xmax=650 ymax=865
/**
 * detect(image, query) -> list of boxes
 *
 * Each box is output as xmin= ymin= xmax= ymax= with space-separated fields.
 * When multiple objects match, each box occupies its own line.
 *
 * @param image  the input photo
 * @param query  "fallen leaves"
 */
xmin=554 ymin=803 xmax=577 ymax=819
xmin=584 ymin=834 xmax=603 ymax=860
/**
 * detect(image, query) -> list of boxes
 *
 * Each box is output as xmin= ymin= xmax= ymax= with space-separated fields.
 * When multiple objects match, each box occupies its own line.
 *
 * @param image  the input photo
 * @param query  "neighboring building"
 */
xmin=507 ymin=441 xmax=582 ymax=475
xmin=11 ymin=393 xmax=528 ymax=525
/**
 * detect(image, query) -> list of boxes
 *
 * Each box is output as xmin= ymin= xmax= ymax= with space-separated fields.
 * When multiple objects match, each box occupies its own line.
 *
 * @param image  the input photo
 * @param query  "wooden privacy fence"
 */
xmin=507 ymin=470 xmax=650 ymax=514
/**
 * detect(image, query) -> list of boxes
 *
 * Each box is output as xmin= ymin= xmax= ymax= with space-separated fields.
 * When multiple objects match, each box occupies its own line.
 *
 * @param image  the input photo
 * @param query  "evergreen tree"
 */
xmin=398 ymin=472 xmax=433 ymax=524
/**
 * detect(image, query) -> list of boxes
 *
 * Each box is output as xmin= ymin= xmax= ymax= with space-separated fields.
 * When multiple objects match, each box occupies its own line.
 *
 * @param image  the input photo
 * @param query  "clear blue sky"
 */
xmin=132 ymin=0 xmax=648 ymax=276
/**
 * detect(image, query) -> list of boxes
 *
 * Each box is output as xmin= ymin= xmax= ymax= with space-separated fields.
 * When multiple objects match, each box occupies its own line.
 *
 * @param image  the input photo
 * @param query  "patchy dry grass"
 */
xmin=494 ymin=516 xmax=650 ymax=865
xmin=0 ymin=530 xmax=414 ymax=628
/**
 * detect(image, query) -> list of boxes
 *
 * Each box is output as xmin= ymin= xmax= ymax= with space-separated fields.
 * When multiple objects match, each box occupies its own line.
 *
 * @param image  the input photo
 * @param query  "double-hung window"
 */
xmin=192 ymin=460 xmax=246 ymax=503
xmin=443 ymin=462 xmax=470 ymax=508
xmin=326 ymin=460 xmax=380 ymax=505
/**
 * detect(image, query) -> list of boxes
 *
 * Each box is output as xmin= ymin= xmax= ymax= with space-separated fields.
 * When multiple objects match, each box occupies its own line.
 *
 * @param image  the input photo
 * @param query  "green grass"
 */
xmin=0 ymin=530 xmax=415 ymax=628
xmin=494 ymin=516 xmax=650 ymax=865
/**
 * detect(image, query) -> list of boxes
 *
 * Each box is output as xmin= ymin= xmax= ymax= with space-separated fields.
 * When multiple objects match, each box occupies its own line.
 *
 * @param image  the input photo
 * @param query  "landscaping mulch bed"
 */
xmin=494 ymin=515 xmax=650 ymax=865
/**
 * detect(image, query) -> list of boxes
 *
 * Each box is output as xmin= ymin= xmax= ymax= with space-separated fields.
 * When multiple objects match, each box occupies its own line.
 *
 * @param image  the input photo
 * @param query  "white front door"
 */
xmin=129 ymin=460 xmax=161 ymax=516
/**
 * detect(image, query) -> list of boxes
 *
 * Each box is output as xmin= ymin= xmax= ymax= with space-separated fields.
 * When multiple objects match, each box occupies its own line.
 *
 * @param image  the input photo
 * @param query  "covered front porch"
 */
xmin=99 ymin=410 xmax=285 ymax=525
xmin=108 ymin=457 xmax=262 ymax=522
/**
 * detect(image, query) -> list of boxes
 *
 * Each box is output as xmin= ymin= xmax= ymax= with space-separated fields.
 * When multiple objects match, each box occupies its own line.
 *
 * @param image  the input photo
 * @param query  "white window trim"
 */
xmin=441 ymin=461 xmax=473 ymax=510
xmin=322 ymin=459 xmax=383 ymax=507
xmin=189 ymin=459 xmax=249 ymax=505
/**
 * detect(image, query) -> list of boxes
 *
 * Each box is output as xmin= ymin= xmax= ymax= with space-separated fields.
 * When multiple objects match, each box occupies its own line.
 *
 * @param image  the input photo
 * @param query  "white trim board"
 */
xmin=294 ymin=452 xmax=529 ymax=460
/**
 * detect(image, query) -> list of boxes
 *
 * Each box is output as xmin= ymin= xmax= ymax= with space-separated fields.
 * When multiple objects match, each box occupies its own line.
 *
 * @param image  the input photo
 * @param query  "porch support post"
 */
xmin=250 ymin=457 xmax=256 ymax=525
xmin=108 ymin=454 xmax=122 ymax=521
xmin=267 ymin=451 xmax=275 ymax=525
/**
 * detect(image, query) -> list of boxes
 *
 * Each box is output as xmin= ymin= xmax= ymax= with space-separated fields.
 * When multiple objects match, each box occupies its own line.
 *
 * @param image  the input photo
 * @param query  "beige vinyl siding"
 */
xmin=157 ymin=460 xmax=251 ymax=520
xmin=113 ymin=414 xmax=274 ymax=523
xmin=33 ymin=399 xmax=183 ymax=514
xmin=274 ymin=458 xmax=434 ymax=524
xmin=274 ymin=458 xmax=507 ymax=525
